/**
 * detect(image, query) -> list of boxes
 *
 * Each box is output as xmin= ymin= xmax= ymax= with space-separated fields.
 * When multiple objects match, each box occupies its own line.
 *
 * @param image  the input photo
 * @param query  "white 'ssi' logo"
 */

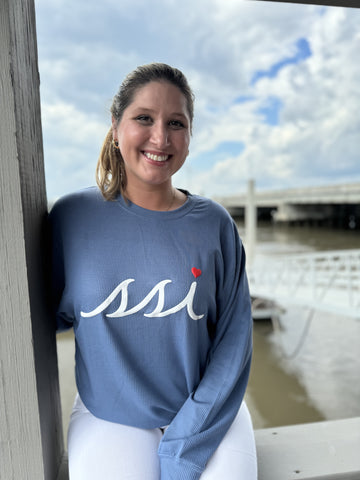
xmin=81 ymin=268 xmax=204 ymax=321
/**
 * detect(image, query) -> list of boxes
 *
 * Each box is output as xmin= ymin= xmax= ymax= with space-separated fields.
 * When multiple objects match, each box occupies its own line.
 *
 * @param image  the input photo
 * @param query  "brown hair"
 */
xmin=96 ymin=63 xmax=195 ymax=201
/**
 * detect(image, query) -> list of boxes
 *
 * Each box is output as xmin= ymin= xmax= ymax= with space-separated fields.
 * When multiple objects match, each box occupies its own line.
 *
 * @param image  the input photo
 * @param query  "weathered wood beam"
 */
xmin=0 ymin=0 xmax=65 ymax=479
xmin=250 ymin=0 xmax=360 ymax=8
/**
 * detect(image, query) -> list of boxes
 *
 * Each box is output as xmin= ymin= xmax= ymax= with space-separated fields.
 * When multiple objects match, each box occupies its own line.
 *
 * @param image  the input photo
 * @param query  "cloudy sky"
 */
xmin=34 ymin=0 xmax=360 ymax=202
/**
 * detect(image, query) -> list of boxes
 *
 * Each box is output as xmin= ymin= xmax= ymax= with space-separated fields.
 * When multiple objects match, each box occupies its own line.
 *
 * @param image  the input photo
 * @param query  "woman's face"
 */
xmin=113 ymin=81 xmax=191 ymax=192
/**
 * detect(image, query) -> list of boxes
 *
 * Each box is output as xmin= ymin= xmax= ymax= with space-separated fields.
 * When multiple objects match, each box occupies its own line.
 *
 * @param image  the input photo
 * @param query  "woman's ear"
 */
xmin=111 ymin=116 xmax=118 ymax=138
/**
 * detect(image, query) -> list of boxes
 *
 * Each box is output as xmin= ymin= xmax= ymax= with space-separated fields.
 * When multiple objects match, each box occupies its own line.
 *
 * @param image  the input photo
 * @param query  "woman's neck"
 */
xmin=124 ymin=185 xmax=186 ymax=211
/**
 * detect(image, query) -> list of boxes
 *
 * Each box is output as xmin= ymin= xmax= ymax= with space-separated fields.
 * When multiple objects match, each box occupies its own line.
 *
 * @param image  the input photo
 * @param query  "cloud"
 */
xmin=251 ymin=38 xmax=312 ymax=85
xmin=41 ymin=101 xmax=108 ymax=197
xmin=35 ymin=1 xmax=360 ymax=200
xmin=182 ymin=6 xmax=360 ymax=196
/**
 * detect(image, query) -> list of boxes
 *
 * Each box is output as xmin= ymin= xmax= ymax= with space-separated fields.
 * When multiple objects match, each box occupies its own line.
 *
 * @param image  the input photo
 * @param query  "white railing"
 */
xmin=248 ymin=249 xmax=360 ymax=319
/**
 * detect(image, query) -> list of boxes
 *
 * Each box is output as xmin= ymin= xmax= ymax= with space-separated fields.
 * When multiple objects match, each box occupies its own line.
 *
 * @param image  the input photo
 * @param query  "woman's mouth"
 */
xmin=143 ymin=151 xmax=171 ymax=163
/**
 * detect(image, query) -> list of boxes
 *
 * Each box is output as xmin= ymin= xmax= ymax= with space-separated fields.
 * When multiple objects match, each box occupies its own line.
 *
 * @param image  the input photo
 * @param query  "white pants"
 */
xmin=68 ymin=395 xmax=257 ymax=479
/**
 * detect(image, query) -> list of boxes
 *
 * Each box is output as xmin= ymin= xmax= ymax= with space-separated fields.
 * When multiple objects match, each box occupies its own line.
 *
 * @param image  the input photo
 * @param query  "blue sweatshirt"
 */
xmin=49 ymin=186 xmax=252 ymax=480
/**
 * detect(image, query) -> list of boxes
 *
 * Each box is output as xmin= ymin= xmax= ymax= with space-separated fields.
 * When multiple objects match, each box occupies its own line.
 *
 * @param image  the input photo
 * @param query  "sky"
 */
xmin=34 ymin=0 xmax=360 ymax=202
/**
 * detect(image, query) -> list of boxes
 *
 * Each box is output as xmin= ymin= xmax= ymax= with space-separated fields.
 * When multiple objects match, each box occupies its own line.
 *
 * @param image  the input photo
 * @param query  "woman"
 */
xmin=50 ymin=63 xmax=257 ymax=479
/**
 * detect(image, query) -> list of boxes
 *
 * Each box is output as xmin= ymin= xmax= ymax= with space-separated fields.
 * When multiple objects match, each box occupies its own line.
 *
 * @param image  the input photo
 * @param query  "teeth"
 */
xmin=144 ymin=152 xmax=169 ymax=162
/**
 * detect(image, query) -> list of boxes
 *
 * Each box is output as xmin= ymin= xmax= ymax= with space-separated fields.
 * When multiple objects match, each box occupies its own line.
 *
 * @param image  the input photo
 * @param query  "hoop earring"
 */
xmin=112 ymin=139 xmax=120 ymax=150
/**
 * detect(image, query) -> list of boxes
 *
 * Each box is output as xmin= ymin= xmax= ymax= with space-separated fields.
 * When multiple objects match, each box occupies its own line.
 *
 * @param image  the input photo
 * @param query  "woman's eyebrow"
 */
xmin=132 ymin=107 xmax=188 ymax=119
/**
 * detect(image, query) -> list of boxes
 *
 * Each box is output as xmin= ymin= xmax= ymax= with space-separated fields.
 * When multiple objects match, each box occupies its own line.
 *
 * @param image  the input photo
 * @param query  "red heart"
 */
xmin=191 ymin=267 xmax=202 ymax=278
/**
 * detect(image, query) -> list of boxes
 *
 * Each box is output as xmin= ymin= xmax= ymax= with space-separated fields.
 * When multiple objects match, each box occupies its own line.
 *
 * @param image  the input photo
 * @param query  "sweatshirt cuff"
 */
xmin=159 ymin=455 xmax=203 ymax=480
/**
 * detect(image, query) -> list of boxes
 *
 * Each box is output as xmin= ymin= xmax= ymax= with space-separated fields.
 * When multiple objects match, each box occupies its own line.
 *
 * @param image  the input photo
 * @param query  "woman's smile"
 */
xmin=142 ymin=151 xmax=172 ymax=163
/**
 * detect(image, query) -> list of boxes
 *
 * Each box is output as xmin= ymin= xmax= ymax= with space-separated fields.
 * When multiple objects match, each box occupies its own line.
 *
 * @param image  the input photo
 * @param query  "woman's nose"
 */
xmin=150 ymin=123 xmax=170 ymax=148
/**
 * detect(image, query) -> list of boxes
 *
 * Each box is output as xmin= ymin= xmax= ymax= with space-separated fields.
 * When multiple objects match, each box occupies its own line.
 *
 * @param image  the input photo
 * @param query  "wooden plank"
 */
xmin=250 ymin=0 xmax=360 ymax=8
xmin=56 ymin=456 xmax=69 ymax=480
xmin=0 ymin=0 xmax=65 ymax=478
xmin=255 ymin=417 xmax=360 ymax=479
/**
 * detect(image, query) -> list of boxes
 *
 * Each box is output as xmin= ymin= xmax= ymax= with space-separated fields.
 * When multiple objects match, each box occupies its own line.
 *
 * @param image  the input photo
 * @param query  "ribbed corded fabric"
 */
xmin=49 ymin=186 xmax=253 ymax=479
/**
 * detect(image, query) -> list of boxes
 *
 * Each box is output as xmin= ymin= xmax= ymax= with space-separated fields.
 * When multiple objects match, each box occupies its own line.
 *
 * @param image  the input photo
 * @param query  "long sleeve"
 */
xmin=48 ymin=202 xmax=75 ymax=332
xmin=158 ymin=221 xmax=253 ymax=480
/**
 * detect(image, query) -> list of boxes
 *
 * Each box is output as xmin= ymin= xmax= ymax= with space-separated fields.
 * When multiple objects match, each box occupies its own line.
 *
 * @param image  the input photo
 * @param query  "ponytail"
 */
xmin=96 ymin=128 xmax=127 ymax=201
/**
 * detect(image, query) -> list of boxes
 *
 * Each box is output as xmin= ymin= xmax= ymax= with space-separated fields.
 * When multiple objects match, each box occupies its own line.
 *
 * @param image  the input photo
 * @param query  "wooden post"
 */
xmin=0 ymin=1 xmax=65 ymax=479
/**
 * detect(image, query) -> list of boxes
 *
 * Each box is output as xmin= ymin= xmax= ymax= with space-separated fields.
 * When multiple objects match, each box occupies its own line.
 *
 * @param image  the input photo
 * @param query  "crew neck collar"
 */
xmin=116 ymin=189 xmax=194 ymax=219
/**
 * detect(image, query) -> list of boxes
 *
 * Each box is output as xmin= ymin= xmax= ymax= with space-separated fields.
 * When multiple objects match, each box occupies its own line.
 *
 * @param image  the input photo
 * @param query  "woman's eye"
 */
xmin=136 ymin=115 xmax=152 ymax=124
xmin=169 ymin=120 xmax=185 ymax=129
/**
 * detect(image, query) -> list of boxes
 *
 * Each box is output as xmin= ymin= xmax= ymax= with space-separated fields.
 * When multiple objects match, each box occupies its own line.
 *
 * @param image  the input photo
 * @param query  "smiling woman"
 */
xmin=49 ymin=63 xmax=257 ymax=480
xmin=96 ymin=63 xmax=194 ymax=210
xmin=112 ymin=81 xmax=191 ymax=208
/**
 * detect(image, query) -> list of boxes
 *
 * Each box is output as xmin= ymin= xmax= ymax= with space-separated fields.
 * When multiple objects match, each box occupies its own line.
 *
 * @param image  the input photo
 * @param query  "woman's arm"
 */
xmin=48 ymin=201 xmax=74 ymax=332
xmin=158 ymin=221 xmax=253 ymax=480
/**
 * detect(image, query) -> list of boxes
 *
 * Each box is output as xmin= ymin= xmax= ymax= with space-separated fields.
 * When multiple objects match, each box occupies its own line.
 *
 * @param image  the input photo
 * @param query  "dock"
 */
xmin=256 ymin=417 xmax=360 ymax=480
xmin=248 ymin=249 xmax=360 ymax=320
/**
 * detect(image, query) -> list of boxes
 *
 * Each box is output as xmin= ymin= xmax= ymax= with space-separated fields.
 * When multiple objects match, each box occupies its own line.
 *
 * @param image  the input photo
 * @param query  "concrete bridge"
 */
xmin=214 ymin=182 xmax=360 ymax=226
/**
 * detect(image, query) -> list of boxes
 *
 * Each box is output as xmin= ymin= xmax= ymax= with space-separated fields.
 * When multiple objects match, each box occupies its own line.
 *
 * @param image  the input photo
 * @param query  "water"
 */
xmin=56 ymin=223 xmax=360 ymax=434
xmin=241 ymin=223 xmax=360 ymax=428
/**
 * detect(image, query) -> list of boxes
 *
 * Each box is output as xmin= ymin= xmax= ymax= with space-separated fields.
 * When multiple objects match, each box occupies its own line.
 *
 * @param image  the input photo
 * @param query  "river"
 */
xmin=56 ymin=223 xmax=360 ymax=436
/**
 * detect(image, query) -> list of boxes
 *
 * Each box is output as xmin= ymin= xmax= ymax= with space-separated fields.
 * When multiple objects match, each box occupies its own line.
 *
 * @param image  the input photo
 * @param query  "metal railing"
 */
xmin=248 ymin=249 xmax=360 ymax=319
